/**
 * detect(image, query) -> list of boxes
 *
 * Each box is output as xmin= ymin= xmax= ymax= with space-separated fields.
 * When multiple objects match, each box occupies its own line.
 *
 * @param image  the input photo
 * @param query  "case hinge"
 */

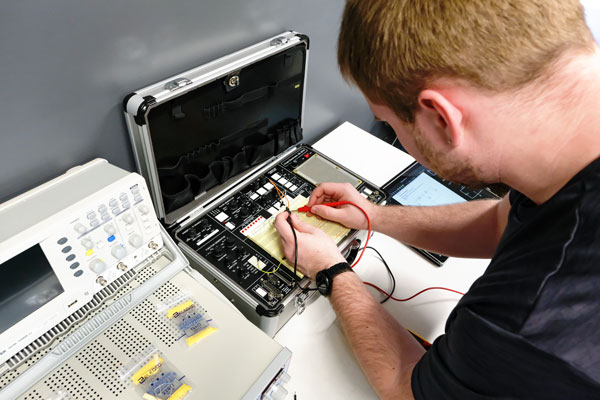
xmin=164 ymin=77 xmax=193 ymax=91
xmin=270 ymin=36 xmax=290 ymax=47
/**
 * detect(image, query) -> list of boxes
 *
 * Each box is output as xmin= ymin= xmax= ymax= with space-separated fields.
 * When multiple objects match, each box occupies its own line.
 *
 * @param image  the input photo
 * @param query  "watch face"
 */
xmin=316 ymin=272 xmax=330 ymax=295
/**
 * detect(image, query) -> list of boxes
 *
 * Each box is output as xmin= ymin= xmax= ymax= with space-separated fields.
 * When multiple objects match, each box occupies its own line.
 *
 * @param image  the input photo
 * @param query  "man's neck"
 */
xmin=499 ymin=50 xmax=600 ymax=204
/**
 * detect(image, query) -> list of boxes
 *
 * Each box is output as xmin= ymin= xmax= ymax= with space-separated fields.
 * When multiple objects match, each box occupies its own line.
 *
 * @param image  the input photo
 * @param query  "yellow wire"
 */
xmin=268 ymin=178 xmax=284 ymax=199
xmin=256 ymin=259 xmax=282 ymax=274
xmin=268 ymin=178 xmax=290 ymax=208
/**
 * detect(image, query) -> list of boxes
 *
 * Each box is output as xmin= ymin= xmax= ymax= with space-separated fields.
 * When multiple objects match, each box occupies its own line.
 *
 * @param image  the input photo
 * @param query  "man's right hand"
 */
xmin=306 ymin=182 xmax=377 ymax=230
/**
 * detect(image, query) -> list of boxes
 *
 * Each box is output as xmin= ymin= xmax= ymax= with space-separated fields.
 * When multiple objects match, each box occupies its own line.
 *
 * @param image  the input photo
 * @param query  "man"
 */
xmin=273 ymin=0 xmax=600 ymax=398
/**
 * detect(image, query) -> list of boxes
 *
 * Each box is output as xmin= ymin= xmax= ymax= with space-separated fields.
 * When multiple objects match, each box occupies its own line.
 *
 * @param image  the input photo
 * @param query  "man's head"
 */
xmin=338 ymin=0 xmax=596 ymax=186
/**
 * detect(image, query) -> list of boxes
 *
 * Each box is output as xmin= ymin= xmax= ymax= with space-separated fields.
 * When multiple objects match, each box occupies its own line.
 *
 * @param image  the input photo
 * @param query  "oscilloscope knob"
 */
xmin=111 ymin=245 xmax=127 ymax=259
xmin=128 ymin=233 xmax=143 ymax=248
xmin=89 ymin=259 xmax=107 ymax=274
xmin=122 ymin=213 xmax=134 ymax=225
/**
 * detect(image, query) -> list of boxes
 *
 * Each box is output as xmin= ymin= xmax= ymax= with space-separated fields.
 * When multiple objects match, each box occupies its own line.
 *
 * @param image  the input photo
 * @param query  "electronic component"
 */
xmin=120 ymin=345 xmax=192 ymax=400
xmin=294 ymin=153 xmax=362 ymax=187
xmin=0 ymin=159 xmax=293 ymax=400
xmin=0 ymin=159 xmax=163 ymax=368
xmin=156 ymin=293 xmax=218 ymax=347
xmin=175 ymin=146 xmax=385 ymax=335
xmin=248 ymin=194 xmax=349 ymax=275
xmin=124 ymin=31 xmax=387 ymax=336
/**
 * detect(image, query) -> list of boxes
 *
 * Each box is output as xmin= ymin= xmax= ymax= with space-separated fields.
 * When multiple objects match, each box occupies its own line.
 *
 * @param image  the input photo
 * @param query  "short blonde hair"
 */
xmin=338 ymin=0 xmax=595 ymax=122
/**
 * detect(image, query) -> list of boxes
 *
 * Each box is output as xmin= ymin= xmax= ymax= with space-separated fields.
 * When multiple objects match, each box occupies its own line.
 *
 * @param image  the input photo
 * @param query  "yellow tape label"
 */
xmin=131 ymin=355 xmax=163 ymax=385
xmin=185 ymin=326 xmax=217 ymax=346
xmin=167 ymin=300 xmax=195 ymax=319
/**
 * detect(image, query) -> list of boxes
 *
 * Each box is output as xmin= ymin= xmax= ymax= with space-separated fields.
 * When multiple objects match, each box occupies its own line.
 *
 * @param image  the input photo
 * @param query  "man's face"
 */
xmin=367 ymin=100 xmax=486 ymax=187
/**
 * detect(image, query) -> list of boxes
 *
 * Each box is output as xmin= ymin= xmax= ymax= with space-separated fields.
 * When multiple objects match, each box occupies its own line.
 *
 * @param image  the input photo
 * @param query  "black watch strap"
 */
xmin=316 ymin=262 xmax=353 ymax=297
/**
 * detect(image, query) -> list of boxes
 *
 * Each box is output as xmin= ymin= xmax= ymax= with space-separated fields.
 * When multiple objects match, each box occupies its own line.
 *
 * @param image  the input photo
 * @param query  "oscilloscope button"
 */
xmin=74 ymin=223 xmax=86 ymax=234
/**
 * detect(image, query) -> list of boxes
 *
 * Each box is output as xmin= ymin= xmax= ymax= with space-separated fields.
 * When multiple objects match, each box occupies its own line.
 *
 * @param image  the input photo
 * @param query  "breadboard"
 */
xmin=248 ymin=195 xmax=350 ymax=276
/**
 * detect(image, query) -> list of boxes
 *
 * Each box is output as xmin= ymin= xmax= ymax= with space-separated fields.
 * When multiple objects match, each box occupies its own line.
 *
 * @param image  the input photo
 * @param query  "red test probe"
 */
xmin=294 ymin=201 xmax=371 ymax=268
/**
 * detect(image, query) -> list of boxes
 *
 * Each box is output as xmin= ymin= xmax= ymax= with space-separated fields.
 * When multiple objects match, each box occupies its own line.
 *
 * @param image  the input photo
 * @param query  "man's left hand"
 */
xmin=273 ymin=212 xmax=346 ymax=279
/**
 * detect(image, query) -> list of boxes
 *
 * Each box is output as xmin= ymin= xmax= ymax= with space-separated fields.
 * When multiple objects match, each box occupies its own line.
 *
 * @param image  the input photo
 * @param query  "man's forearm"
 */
xmin=370 ymin=198 xmax=506 ymax=258
xmin=330 ymin=272 xmax=425 ymax=400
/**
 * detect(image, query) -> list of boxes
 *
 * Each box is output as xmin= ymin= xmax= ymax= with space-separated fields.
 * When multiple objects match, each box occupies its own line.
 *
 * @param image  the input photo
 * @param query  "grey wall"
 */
xmin=3 ymin=1 xmax=600 ymax=204
xmin=0 ymin=0 xmax=373 ymax=203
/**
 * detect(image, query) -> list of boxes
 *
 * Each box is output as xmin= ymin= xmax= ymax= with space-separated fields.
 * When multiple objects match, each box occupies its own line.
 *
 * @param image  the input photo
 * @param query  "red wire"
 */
xmin=340 ymin=201 xmax=371 ymax=268
xmin=298 ymin=201 xmax=464 ymax=302
xmin=364 ymin=282 xmax=464 ymax=302
xmin=297 ymin=200 xmax=371 ymax=268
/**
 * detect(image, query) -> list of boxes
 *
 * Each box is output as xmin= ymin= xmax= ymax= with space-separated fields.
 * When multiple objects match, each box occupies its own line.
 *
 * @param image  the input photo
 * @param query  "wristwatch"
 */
xmin=315 ymin=262 xmax=353 ymax=296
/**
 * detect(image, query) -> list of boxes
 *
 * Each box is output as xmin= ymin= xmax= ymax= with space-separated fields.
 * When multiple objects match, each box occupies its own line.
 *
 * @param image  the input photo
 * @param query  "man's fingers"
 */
xmin=310 ymin=204 xmax=345 ymax=223
xmin=307 ymin=185 xmax=326 ymax=207
xmin=273 ymin=212 xmax=293 ymax=243
xmin=307 ymin=182 xmax=345 ymax=207
xmin=289 ymin=213 xmax=319 ymax=234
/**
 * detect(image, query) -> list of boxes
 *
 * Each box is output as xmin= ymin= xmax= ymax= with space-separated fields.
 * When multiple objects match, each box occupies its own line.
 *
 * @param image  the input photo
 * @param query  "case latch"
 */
xmin=295 ymin=291 xmax=309 ymax=315
xmin=164 ymin=77 xmax=193 ymax=91
xmin=270 ymin=36 xmax=290 ymax=47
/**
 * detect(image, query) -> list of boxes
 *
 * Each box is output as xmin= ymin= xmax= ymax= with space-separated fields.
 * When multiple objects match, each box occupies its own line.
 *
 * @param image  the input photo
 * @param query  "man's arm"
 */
xmin=330 ymin=272 xmax=425 ymax=400
xmin=371 ymin=195 xmax=511 ymax=258
xmin=307 ymin=183 xmax=511 ymax=259
xmin=273 ymin=213 xmax=425 ymax=399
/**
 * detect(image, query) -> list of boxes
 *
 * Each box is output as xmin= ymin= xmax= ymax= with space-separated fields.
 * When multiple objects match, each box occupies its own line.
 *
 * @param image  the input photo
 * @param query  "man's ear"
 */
xmin=417 ymin=89 xmax=464 ymax=147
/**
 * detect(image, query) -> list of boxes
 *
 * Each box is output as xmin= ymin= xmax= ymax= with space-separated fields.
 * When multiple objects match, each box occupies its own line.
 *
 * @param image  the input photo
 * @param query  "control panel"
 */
xmin=44 ymin=182 xmax=162 ymax=287
xmin=176 ymin=146 xmax=384 ymax=312
xmin=0 ymin=160 xmax=164 ymax=366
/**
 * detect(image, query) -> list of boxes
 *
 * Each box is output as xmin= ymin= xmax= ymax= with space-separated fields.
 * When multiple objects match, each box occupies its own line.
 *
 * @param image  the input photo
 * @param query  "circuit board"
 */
xmin=247 ymin=195 xmax=350 ymax=277
xmin=176 ymin=146 xmax=384 ymax=311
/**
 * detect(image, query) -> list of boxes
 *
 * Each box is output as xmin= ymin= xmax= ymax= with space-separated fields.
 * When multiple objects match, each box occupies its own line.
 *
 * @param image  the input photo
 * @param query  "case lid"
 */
xmin=125 ymin=32 xmax=309 ymax=225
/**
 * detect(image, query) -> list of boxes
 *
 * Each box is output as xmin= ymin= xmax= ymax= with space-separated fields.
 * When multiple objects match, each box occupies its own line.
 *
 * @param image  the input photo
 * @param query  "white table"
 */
xmin=274 ymin=122 xmax=490 ymax=399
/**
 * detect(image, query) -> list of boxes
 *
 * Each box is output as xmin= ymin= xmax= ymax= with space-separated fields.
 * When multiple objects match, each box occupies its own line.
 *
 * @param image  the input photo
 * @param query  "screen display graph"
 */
xmin=392 ymin=172 xmax=466 ymax=206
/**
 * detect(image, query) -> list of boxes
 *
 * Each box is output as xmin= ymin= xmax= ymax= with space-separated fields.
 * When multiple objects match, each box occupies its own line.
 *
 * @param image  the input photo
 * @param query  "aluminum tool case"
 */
xmin=124 ymin=31 xmax=385 ymax=336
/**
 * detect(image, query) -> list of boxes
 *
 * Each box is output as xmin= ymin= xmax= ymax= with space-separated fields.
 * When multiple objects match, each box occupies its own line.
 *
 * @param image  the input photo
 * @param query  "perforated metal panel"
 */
xmin=75 ymin=340 xmax=127 ymax=397
xmin=104 ymin=320 xmax=151 ymax=359
xmin=44 ymin=364 xmax=101 ymax=399
xmin=20 ymin=389 xmax=43 ymax=400
xmin=130 ymin=299 xmax=179 ymax=347
xmin=152 ymin=281 xmax=180 ymax=302
xmin=0 ymin=370 xmax=19 ymax=391
xmin=13 ymin=270 xmax=290 ymax=400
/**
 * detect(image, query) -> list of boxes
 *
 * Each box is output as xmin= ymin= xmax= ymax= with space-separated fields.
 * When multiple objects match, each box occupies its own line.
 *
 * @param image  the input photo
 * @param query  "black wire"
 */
xmin=360 ymin=246 xmax=396 ymax=304
xmin=285 ymin=208 xmax=299 ymax=286
xmin=285 ymin=208 xmax=319 ymax=292
xmin=282 ymin=207 xmax=393 ymax=300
